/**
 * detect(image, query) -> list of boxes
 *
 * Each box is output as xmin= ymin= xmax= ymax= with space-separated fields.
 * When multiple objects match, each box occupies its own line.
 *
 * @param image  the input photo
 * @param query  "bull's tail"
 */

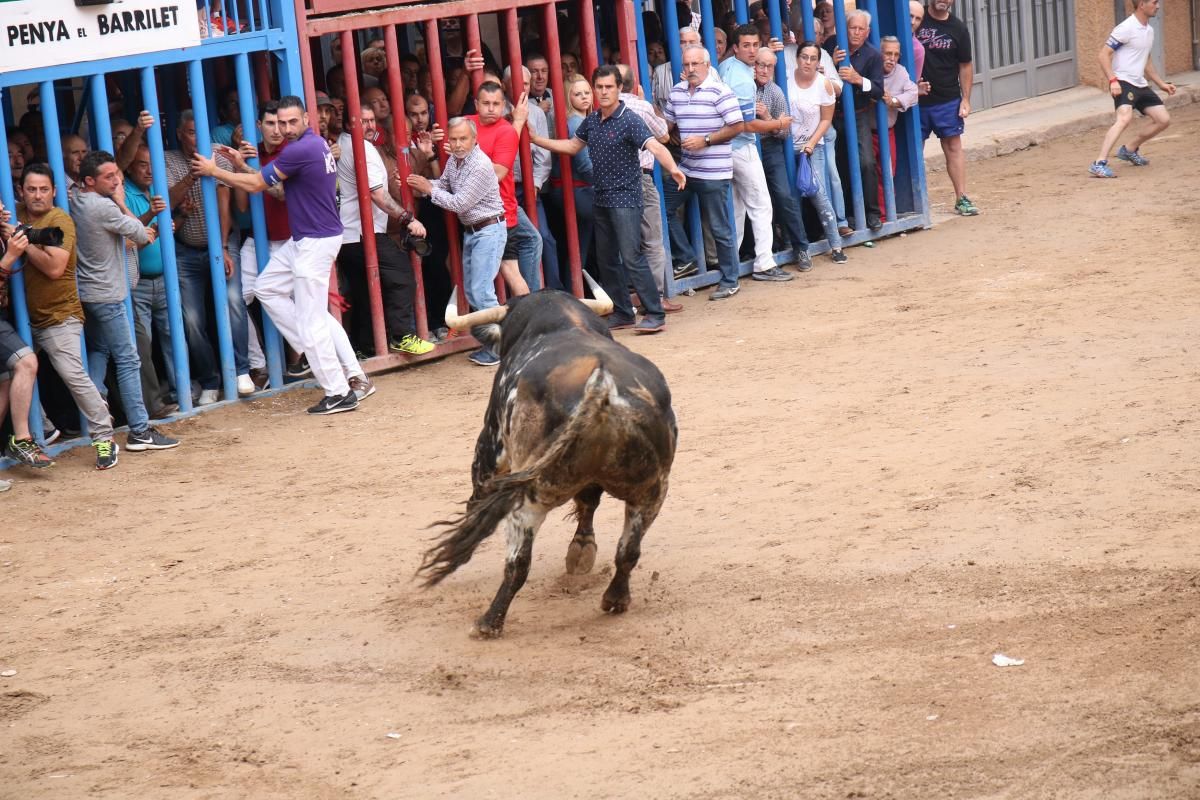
xmin=418 ymin=367 xmax=615 ymax=587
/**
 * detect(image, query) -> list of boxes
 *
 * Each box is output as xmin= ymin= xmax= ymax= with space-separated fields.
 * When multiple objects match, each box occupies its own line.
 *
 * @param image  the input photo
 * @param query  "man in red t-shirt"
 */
xmin=468 ymin=81 xmax=542 ymax=294
xmin=234 ymin=102 xmax=292 ymax=386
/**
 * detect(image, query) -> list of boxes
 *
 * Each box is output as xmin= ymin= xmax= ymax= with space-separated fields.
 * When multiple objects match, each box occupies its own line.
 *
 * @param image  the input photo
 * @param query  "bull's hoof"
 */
xmin=470 ymin=618 xmax=505 ymax=639
xmin=565 ymin=540 xmax=598 ymax=575
xmin=600 ymin=591 xmax=630 ymax=614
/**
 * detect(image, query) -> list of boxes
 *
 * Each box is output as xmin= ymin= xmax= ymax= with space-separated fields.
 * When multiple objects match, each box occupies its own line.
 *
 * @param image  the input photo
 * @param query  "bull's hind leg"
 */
xmin=473 ymin=503 xmax=549 ymax=639
xmin=565 ymin=484 xmax=602 ymax=575
xmin=601 ymin=490 xmax=665 ymax=614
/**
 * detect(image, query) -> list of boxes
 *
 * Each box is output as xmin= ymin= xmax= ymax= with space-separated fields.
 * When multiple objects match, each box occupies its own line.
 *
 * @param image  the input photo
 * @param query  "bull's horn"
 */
xmin=580 ymin=270 xmax=613 ymax=316
xmin=445 ymin=290 xmax=508 ymax=330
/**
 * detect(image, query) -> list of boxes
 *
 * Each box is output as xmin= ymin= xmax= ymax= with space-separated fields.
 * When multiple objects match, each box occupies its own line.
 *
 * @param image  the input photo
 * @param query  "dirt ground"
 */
xmin=3 ymin=106 xmax=1199 ymax=800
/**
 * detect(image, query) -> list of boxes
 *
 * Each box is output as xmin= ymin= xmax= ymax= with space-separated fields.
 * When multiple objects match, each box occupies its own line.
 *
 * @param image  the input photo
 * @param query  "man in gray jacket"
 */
xmin=71 ymin=150 xmax=179 ymax=452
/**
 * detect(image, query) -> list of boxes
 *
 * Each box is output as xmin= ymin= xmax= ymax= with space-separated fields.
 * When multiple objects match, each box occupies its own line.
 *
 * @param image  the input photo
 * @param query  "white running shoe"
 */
xmin=197 ymin=389 xmax=220 ymax=406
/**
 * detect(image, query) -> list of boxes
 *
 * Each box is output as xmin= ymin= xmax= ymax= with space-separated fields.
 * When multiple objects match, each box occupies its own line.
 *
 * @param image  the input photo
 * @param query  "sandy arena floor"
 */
xmin=2 ymin=106 xmax=1198 ymax=799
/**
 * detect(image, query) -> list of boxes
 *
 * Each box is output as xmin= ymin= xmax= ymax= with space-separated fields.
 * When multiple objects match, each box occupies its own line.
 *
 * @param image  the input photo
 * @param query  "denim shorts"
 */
xmin=920 ymin=99 xmax=965 ymax=141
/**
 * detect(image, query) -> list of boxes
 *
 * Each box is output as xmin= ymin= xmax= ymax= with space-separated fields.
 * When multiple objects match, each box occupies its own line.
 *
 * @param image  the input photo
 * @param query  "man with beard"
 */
xmin=194 ymin=96 xmax=368 ymax=415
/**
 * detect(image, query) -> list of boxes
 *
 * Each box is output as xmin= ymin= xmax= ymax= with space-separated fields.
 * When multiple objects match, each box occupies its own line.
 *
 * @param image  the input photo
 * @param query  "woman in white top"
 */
xmin=789 ymin=41 xmax=848 ymax=264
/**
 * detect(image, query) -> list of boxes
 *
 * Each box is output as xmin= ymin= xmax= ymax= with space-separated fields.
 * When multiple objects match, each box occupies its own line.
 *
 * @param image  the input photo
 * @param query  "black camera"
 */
xmin=398 ymin=231 xmax=432 ymax=258
xmin=13 ymin=223 xmax=65 ymax=248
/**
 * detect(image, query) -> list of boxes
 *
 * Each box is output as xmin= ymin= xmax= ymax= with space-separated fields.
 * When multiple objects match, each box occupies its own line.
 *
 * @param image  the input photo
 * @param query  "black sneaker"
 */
xmin=751 ymin=266 xmax=794 ymax=282
xmin=127 ymin=426 xmax=181 ymax=451
xmin=93 ymin=440 xmax=119 ymax=470
xmin=831 ymin=249 xmax=848 ymax=265
xmin=286 ymin=357 xmax=312 ymax=379
xmin=307 ymin=392 xmax=358 ymax=415
xmin=672 ymin=261 xmax=699 ymax=280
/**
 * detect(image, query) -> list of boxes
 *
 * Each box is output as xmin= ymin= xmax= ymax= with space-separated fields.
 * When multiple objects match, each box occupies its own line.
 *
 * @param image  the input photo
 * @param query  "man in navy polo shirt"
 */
xmin=516 ymin=66 xmax=686 ymax=334
xmin=192 ymin=95 xmax=365 ymax=416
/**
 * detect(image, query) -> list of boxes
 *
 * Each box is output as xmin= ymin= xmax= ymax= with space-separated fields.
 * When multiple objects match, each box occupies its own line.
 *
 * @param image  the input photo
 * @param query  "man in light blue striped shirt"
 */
xmin=663 ymin=44 xmax=746 ymax=300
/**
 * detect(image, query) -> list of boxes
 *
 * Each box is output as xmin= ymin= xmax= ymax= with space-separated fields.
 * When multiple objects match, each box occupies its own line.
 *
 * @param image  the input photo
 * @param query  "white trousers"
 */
xmin=240 ymin=237 xmax=284 ymax=371
xmin=731 ymin=145 xmax=777 ymax=272
xmin=255 ymin=235 xmax=361 ymax=398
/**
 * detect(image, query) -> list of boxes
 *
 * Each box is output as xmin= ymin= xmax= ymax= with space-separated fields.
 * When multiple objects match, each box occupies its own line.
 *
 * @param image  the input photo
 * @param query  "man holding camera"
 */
xmin=16 ymin=164 xmax=122 ymax=469
xmin=336 ymin=103 xmax=435 ymax=361
xmin=71 ymin=151 xmax=180 ymax=454
xmin=0 ymin=211 xmax=54 ymax=469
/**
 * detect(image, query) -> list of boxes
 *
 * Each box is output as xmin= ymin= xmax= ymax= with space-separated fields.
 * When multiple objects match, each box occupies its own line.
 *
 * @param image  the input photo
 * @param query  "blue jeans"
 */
xmin=822 ymin=126 xmax=848 ymax=228
xmin=83 ymin=300 xmax=149 ymax=435
xmin=806 ymin=144 xmax=844 ymax=251
xmin=461 ymin=220 xmax=507 ymax=310
xmin=131 ymin=275 xmax=176 ymax=394
xmin=663 ymin=176 xmax=738 ymax=288
xmin=593 ymin=205 xmax=664 ymax=321
xmin=176 ymin=239 xmax=250 ymax=390
xmin=761 ymin=137 xmax=810 ymax=253
xmin=518 ymin=188 xmax=561 ymax=291
xmin=508 ymin=206 xmax=543 ymax=292
xmin=659 ymin=174 xmax=696 ymax=269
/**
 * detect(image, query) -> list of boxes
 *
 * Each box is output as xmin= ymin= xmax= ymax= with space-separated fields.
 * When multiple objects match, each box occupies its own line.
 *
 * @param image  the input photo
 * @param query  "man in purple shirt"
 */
xmin=192 ymin=95 xmax=366 ymax=415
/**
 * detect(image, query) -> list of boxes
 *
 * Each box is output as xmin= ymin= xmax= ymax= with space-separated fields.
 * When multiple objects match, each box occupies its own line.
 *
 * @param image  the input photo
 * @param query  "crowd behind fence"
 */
xmin=0 ymin=0 xmax=932 ymax=473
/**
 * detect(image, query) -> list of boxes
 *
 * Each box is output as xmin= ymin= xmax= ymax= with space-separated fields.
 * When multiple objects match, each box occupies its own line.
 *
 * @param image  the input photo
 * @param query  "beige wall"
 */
xmin=1163 ymin=0 xmax=1194 ymax=73
xmin=1076 ymin=0 xmax=1194 ymax=88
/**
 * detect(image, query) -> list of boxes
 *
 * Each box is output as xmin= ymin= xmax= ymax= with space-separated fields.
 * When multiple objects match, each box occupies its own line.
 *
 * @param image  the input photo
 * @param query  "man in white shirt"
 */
xmin=336 ymin=104 xmax=435 ymax=358
xmin=1089 ymin=0 xmax=1175 ymax=178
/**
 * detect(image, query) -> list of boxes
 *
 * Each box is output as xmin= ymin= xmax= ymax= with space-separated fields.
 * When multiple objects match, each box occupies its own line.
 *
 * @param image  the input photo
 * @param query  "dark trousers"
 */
xmin=594 ymin=205 xmax=664 ymax=322
xmin=760 ymin=137 xmax=810 ymax=252
xmin=338 ymin=233 xmax=417 ymax=352
xmin=417 ymin=198 xmax=453 ymax=331
xmin=834 ymin=106 xmax=881 ymax=227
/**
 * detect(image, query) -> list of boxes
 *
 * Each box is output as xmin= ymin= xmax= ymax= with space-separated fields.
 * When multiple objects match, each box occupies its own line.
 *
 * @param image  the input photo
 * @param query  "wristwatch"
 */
xmin=704 ymin=133 xmax=712 ymax=145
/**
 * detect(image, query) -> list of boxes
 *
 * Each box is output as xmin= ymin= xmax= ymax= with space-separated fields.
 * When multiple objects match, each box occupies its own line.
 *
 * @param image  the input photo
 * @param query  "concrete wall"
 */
xmin=1076 ymin=0 xmax=1194 ymax=88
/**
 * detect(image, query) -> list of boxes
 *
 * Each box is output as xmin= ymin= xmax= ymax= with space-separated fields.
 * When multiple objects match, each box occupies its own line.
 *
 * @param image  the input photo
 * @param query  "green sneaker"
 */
xmin=389 ymin=333 xmax=436 ymax=356
xmin=955 ymin=195 xmax=980 ymax=216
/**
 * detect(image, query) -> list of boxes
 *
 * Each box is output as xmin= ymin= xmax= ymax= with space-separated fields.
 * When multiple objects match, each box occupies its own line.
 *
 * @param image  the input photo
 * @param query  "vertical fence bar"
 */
xmin=88 ymin=74 xmax=140 ymax=346
xmin=734 ymin=0 xmax=749 ymax=24
xmin=504 ymin=7 xmax=543 ymax=291
xmin=464 ymin=13 xmax=505 ymax=302
xmin=234 ymin=52 xmax=285 ymax=387
xmin=630 ymin=0 xmax=677 ymax=298
xmin=383 ymin=23 xmax=430 ymax=342
xmin=140 ymin=66 xmax=194 ymax=413
xmin=424 ymin=19 xmax=467 ymax=316
xmin=341 ymin=30 xmax=389 ymax=357
xmin=662 ymin=0 xmax=706 ymax=278
xmin=831 ymin=0 xmax=866 ymax=232
xmin=542 ymin=1 xmax=583 ymax=298
xmin=579 ymin=0 xmax=600 ymax=79
xmin=864 ymin=0 xmax=896 ymax=223
xmin=187 ymin=59 xmax=239 ymax=400
xmin=767 ymin=0 xmax=799 ymax=246
xmin=40 ymin=82 xmax=69 ymax=211
xmin=0 ymin=115 xmax=44 ymax=443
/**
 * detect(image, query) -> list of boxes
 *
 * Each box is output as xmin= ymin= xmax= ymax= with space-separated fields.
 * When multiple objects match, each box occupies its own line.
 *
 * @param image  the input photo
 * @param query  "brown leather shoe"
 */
xmin=837 ymin=225 xmax=854 ymax=237
xmin=661 ymin=297 xmax=684 ymax=314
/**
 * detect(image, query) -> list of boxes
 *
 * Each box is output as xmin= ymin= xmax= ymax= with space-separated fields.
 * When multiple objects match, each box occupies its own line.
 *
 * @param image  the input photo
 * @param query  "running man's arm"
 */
xmin=958 ymin=61 xmax=973 ymax=116
xmin=1143 ymin=57 xmax=1176 ymax=95
xmin=190 ymin=151 xmax=272 ymax=193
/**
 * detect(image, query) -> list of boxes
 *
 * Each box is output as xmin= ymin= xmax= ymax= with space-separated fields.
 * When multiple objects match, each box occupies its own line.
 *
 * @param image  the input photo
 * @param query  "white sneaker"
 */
xmin=197 ymin=389 xmax=220 ymax=406
xmin=236 ymin=374 xmax=255 ymax=396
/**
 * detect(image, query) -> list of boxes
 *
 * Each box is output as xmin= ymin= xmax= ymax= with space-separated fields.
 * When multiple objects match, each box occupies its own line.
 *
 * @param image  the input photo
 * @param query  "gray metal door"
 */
xmin=961 ymin=0 xmax=1076 ymax=109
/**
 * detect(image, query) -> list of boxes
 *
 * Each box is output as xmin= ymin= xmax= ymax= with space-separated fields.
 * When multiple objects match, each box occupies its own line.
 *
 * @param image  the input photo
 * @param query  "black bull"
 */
xmin=419 ymin=290 xmax=677 ymax=637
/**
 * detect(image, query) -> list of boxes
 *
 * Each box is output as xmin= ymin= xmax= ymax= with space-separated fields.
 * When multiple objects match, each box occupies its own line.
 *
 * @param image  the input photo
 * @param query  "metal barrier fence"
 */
xmin=1 ymin=0 xmax=305 ymax=446
xmin=2 ymin=0 xmax=930 ymax=451
xmin=294 ymin=0 xmax=930 ymax=331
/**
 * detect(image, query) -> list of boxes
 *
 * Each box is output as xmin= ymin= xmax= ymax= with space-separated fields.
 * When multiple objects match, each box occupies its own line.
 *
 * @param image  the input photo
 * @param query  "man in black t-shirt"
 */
xmin=916 ymin=0 xmax=978 ymax=216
